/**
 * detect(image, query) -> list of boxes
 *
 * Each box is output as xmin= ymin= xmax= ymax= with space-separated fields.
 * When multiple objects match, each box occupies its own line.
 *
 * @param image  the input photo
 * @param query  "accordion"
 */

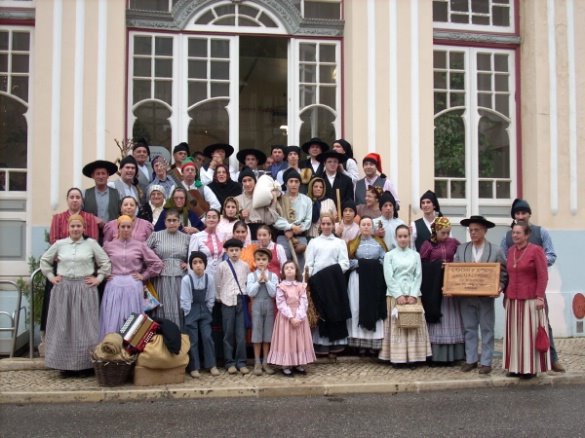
xmin=119 ymin=312 xmax=159 ymax=353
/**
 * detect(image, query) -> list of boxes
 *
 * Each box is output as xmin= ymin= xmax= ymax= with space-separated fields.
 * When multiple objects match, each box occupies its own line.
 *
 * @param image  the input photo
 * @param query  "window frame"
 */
xmin=432 ymin=0 xmax=516 ymax=34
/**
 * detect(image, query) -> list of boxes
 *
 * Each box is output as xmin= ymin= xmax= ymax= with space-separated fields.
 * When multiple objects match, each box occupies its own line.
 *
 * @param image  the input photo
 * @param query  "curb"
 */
xmin=2 ymin=373 xmax=584 ymax=405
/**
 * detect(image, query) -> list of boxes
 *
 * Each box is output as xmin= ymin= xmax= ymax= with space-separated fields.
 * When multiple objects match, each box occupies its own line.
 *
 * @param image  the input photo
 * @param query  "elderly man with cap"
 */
xmin=199 ymin=143 xmax=235 ymax=185
xmin=500 ymin=198 xmax=563 ymax=372
xmin=234 ymin=167 xmax=279 ymax=240
xmin=355 ymin=153 xmax=400 ymax=206
xmin=454 ymin=215 xmax=507 ymax=375
xmin=109 ymin=155 xmax=144 ymax=204
xmin=180 ymin=157 xmax=221 ymax=215
xmin=373 ymin=191 xmax=405 ymax=250
xmin=132 ymin=138 xmax=152 ymax=193
xmin=148 ymin=155 xmax=177 ymax=198
xmin=318 ymin=149 xmax=354 ymax=207
xmin=411 ymin=190 xmax=442 ymax=252
xmin=82 ymin=160 xmax=120 ymax=227
xmin=268 ymin=144 xmax=287 ymax=179
xmin=233 ymin=148 xmax=267 ymax=181
xmin=274 ymin=168 xmax=312 ymax=269
xmin=299 ymin=137 xmax=327 ymax=183
xmin=169 ymin=142 xmax=190 ymax=183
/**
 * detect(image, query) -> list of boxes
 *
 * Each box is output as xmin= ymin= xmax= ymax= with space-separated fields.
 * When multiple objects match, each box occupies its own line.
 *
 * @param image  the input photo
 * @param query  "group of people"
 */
xmin=39 ymin=137 xmax=563 ymax=380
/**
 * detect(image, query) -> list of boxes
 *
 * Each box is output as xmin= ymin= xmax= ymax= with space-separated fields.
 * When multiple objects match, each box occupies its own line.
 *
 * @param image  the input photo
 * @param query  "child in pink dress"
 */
xmin=267 ymin=261 xmax=316 ymax=376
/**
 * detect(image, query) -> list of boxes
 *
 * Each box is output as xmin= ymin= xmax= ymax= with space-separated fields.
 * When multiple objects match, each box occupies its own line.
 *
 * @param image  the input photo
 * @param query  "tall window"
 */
xmin=433 ymin=47 xmax=515 ymax=210
xmin=433 ymin=0 xmax=513 ymax=32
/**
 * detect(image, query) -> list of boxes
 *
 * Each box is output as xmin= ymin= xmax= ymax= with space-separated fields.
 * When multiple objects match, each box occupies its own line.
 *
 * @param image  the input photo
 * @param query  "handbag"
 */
xmin=395 ymin=302 xmax=424 ymax=329
xmin=143 ymin=281 xmax=161 ymax=312
xmin=535 ymin=310 xmax=550 ymax=353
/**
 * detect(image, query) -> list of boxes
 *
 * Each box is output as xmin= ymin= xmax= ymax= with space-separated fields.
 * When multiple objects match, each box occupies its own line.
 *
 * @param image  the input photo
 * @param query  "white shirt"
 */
xmin=305 ymin=233 xmax=350 ymax=276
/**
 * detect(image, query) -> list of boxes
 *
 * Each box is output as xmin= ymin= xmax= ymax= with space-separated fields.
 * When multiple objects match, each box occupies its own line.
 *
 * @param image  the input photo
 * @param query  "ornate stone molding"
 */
xmin=433 ymin=30 xmax=520 ymax=45
xmin=126 ymin=0 xmax=344 ymax=36
xmin=0 ymin=8 xmax=35 ymax=22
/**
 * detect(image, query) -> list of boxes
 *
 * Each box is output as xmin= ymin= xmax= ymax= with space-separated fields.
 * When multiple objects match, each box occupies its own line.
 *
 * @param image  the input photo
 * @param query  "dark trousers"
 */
xmin=183 ymin=304 xmax=216 ymax=371
xmin=221 ymin=296 xmax=247 ymax=368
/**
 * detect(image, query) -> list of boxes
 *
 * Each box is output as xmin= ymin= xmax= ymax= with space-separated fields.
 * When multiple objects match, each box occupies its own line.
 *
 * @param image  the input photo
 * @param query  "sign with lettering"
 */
xmin=443 ymin=263 xmax=501 ymax=297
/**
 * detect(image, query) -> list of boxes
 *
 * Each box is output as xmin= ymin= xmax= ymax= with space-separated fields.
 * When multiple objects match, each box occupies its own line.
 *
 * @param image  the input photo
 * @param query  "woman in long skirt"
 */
xmin=346 ymin=216 xmax=388 ymax=353
xmin=100 ymin=215 xmax=163 ymax=337
xmin=379 ymin=225 xmax=431 ymax=364
xmin=146 ymin=208 xmax=191 ymax=328
xmin=40 ymin=214 xmax=111 ymax=375
xmin=503 ymin=221 xmax=551 ymax=378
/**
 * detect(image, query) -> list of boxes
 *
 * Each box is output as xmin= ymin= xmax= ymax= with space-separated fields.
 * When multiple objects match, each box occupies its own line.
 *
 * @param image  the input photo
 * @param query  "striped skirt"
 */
xmin=44 ymin=279 xmax=99 ymax=371
xmin=504 ymin=299 xmax=551 ymax=375
xmin=379 ymin=297 xmax=432 ymax=364
xmin=151 ymin=275 xmax=183 ymax=329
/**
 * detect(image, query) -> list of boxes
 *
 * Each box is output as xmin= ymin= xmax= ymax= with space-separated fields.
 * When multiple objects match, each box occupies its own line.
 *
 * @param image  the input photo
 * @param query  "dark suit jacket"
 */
xmin=300 ymin=158 xmax=324 ymax=179
xmin=323 ymin=172 xmax=354 ymax=208
xmin=454 ymin=241 xmax=508 ymax=290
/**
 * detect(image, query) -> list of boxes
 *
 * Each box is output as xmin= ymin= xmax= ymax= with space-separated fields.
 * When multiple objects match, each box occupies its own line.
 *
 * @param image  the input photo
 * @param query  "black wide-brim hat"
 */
xmin=285 ymin=145 xmax=301 ymax=157
xmin=460 ymin=215 xmax=496 ymax=229
xmin=236 ymin=148 xmax=267 ymax=165
xmin=301 ymin=137 xmax=329 ymax=154
xmin=316 ymin=150 xmax=347 ymax=163
xmin=82 ymin=160 xmax=118 ymax=178
xmin=203 ymin=143 xmax=235 ymax=159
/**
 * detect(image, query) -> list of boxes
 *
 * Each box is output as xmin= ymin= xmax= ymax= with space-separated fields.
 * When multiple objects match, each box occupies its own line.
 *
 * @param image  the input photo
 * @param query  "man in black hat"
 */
xmin=500 ymin=198 xmax=563 ymax=372
xmin=132 ymin=138 xmax=152 ymax=194
xmin=274 ymin=168 xmax=312 ymax=269
xmin=109 ymin=155 xmax=144 ymax=204
xmin=300 ymin=137 xmax=328 ymax=182
xmin=82 ymin=160 xmax=120 ymax=227
xmin=268 ymin=144 xmax=287 ymax=179
xmin=200 ymin=143 xmax=235 ymax=185
xmin=234 ymin=149 xmax=267 ymax=181
xmin=169 ymin=142 xmax=190 ymax=183
xmin=318 ymin=149 xmax=354 ymax=207
xmin=455 ymin=215 xmax=507 ymax=375
xmin=412 ymin=190 xmax=442 ymax=251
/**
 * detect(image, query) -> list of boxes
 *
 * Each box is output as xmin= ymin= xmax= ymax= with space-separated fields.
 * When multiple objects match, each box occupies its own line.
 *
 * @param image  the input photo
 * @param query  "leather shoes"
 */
xmin=460 ymin=362 xmax=478 ymax=372
xmin=478 ymin=365 xmax=492 ymax=375
xmin=551 ymin=361 xmax=566 ymax=373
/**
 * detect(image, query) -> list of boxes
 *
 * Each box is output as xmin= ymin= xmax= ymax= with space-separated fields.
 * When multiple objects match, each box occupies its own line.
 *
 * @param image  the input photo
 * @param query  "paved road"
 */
xmin=1 ymin=385 xmax=583 ymax=437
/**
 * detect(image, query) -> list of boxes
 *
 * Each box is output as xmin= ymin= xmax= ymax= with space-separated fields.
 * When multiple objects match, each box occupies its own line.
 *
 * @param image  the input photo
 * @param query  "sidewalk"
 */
xmin=1 ymin=338 xmax=584 ymax=404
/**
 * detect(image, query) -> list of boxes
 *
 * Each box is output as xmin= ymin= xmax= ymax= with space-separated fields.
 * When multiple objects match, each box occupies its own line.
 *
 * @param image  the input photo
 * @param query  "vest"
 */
xmin=84 ymin=186 xmax=120 ymax=223
xmin=355 ymin=176 xmax=385 ymax=205
xmin=505 ymin=225 xmax=543 ymax=249
xmin=414 ymin=218 xmax=431 ymax=252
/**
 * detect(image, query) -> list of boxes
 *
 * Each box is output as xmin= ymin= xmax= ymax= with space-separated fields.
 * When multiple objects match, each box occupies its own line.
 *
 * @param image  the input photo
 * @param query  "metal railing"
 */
xmin=0 ymin=279 xmax=25 ymax=358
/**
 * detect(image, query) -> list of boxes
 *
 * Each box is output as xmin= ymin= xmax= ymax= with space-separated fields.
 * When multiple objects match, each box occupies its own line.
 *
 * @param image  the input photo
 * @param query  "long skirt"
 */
xmin=151 ymin=275 xmax=183 ymax=328
xmin=100 ymin=275 xmax=143 ymax=339
xmin=427 ymin=297 xmax=465 ymax=362
xmin=268 ymin=315 xmax=316 ymax=367
xmin=347 ymin=271 xmax=384 ymax=349
xmin=44 ymin=279 xmax=99 ymax=371
xmin=379 ymin=297 xmax=432 ymax=364
xmin=504 ymin=299 xmax=551 ymax=374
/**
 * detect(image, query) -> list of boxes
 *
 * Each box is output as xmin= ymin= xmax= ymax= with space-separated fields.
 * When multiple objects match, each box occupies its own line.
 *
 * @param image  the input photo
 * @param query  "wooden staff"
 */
xmin=287 ymin=236 xmax=299 ymax=266
xmin=336 ymin=188 xmax=342 ymax=222
xmin=408 ymin=203 xmax=412 ymax=227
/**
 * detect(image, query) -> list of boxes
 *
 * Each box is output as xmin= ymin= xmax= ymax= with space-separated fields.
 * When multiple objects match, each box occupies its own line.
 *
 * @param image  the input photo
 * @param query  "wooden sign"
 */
xmin=443 ymin=263 xmax=501 ymax=297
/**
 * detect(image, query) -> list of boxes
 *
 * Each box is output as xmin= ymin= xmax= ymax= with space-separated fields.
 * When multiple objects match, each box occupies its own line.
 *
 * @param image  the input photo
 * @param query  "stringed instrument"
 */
xmin=187 ymin=189 xmax=210 ymax=218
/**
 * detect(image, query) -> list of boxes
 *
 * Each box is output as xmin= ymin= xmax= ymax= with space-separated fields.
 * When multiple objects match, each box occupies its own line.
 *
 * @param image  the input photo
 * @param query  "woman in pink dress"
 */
xmin=100 ymin=215 xmax=163 ymax=338
xmin=102 ymin=196 xmax=154 ymax=243
xmin=268 ymin=261 xmax=316 ymax=376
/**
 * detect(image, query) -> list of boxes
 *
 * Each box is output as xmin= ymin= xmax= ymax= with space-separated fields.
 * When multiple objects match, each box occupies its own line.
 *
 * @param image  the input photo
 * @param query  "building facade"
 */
xmin=1 ymin=0 xmax=584 ymax=337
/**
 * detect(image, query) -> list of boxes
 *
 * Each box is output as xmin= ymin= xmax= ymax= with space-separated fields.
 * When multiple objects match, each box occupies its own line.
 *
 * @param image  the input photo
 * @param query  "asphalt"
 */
xmin=1 ymin=338 xmax=584 ymax=404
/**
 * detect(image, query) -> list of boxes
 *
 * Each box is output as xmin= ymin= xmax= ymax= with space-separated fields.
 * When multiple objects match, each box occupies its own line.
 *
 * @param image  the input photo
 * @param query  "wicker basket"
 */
xmin=395 ymin=303 xmax=424 ymax=329
xmin=91 ymin=353 xmax=136 ymax=387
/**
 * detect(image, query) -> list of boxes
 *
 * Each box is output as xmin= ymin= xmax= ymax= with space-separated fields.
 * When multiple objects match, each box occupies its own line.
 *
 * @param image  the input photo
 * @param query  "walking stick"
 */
xmin=336 ymin=188 xmax=342 ymax=222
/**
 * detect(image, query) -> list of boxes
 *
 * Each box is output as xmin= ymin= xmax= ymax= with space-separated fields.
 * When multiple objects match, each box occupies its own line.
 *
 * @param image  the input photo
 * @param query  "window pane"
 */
xmin=304 ymin=1 xmax=341 ymax=19
xmin=319 ymin=86 xmax=336 ymax=109
xmin=495 ymin=94 xmax=509 ymax=116
xmin=8 ymin=173 xmax=27 ymax=192
xmin=11 ymin=54 xmax=28 ymax=73
xmin=215 ymin=16 xmax=235 ymax=25
xmin=299 ymin=106 xmax=336 ymax=145
xmin=154 ymin=37 xmax=172 ymax=56
xmin=451 ymin=0 xmax=469 ymax=12
xmin=494 ymin=54 xmax=508 ymax=72
xmin=132 ymin=101 xmax=172 ymax=149
xmin=433 ymin=1 xmax=448 ymax=22
xmin=494 ymin=74 xmax=508 ymax=92
xmin=300 ymin=64 xmax=316 ymax=83
xmin=238 ymin=16 xmax=259 ymax=27
xmin=319 ymin=65 xmax=336 ymax=84
xmin=154 ymin=80 xmax=172 ymax=104
xmin=0 ymin=54 xmax=7 ymax=73
xmin=0 ymin=95 xmax=28 ymax=169
xmin=492 ymin=6 xmax=510 ymax=26
xmin=188 ymin=81 xmax=207 ymax=105
xmin=154 ymin=59 xmax=172 ymax=78
xmin=215 ymin=4 xmax=235 ymax=15
xmin=435 ymin=180 xmax=448 ymax=198
xmin=133 ymin=79 xmax=150 ymax=103
xmin=478 ymin=181 xmax=493 ymax=198
xmin=478 ymin=109 xmax=510 ymax=178
xmin=195 ymin=10 xmax=214 ymax=24
xmin=0 ymin=75 xmax=7 ymax=92
xmin=320 ymin=44 xmax=336 ymax=63
xmin=0 ymin=32 xmax=8 ymax=51
xmin=477 ymin=93 xmax=491 ymax=108
xmin=434 ymin=110 xmax=465 ymax=177
xmin=434 ymin=92 xmax=447 ymax=113
xmin=449 ymin=72 xmax=465 ymax=90
xmin=434 ymin=71 xmax=447 ymax=89
xmin=496 ymin=181 xmax=511 ymax=198
xmin=477 ymin=73 xmax=492 ymax=91
xmin=451 ymin=13 xmax=469 ymax=23
xmin=477 ymin=53 xmax=491 ymax=71
xmin=451 ymin=180 xmax=466 ymax=198
xmin=210 ymin=40 xmax=229 ymax=58
xmin=300 ymin=84 xmax=316 ymax=107
xmin=134 ymin=36 xmax=151 ymax=55
xmin=434 ymin=51 xmax=447 ymax=69
xmin=12 ymin=32 xmax=30 ymax=51
xmin=299 ymin=44 xmax=316 ymax=62
xmin=472 ymin=15 xmax=490 ymax=25
xmin=449 ymin=52 xmax=464 ymax=69
xmin=210 ymin=61 xmax=229 ymax=80
xmin=258 ymin=12 xmax=278 ymax=28
xmin=11 ymin=76 xmax=28 ymax=101
xmin=450 ymin=92 xmax=465 ymax=107
xmin=239 ymin=4 xmax=258 ymax=18
xmin=133 ymin=58 xmax=151 ymax=77
xmin=188 ymin=60 xmax=207 ymax=79
xmin=210 ymin=82 xmax=229 ymax=98
xmin=188 ymin=99 xmax=229 ymax=149
xmin=471 ymin=0 xmax=489 ymax=13
xmin=189 ymin=39 xmax=207 ymax=57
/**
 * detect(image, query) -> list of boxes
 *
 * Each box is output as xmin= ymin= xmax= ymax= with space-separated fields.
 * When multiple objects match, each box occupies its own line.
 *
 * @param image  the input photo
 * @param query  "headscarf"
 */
xmin=209 ymin=165 xmax=242 ymax=207
xmin=430 ymin=216 xmax=451 ymax=243
xmin=164 ymin=187 xmax=191 ymax=227
xmin=308 ymin=177 xmax=327 ymax=223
